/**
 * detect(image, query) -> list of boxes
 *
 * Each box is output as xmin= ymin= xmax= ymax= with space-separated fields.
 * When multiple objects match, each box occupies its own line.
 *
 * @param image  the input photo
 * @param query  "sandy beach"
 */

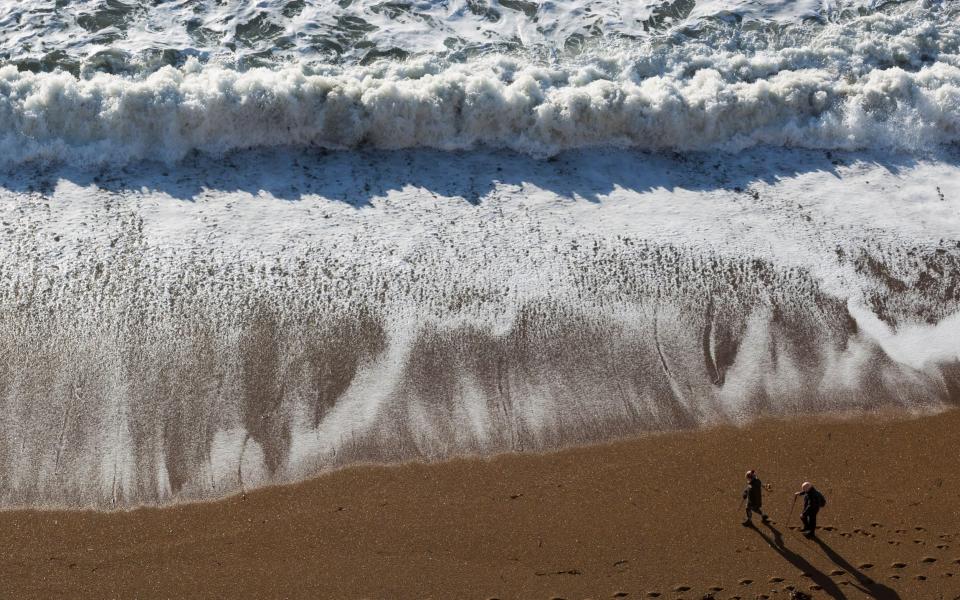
xmin=2 ymin=409 xmax=958 ymax=599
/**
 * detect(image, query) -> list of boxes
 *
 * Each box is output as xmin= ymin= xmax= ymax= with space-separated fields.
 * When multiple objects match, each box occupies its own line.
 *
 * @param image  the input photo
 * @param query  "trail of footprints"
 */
xmin=510 ymin=522 xmax=960 ymax=600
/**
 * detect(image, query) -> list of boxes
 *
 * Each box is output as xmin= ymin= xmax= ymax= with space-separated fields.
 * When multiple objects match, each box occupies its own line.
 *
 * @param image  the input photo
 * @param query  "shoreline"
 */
xmin=3 ymin=410 xmax=959 ymax=598
xmin=4 ymin=405 xmax=950 ymax=514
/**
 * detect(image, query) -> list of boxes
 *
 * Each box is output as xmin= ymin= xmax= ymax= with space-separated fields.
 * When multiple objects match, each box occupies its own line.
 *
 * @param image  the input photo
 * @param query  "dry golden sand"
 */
xmin=2 ymin=410 xmax=960 ymax=599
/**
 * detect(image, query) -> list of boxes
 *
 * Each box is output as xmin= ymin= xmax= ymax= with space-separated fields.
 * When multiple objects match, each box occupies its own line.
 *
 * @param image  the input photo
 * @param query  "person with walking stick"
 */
xmin=741 ymin=470 xmax=769 ymax=526
xmin=794 ymin=481 xmax=826 ymax=538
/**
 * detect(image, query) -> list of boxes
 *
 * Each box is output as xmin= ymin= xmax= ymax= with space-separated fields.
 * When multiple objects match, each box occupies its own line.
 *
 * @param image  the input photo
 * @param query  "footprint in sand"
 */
xmin=891 ymin=562 xmax=908 ymax=569
xmin=889 ymin=575 xmax=901 ymax=580
xmin=937 ymin=544 xmax=950 ymax=550
xmin=810 ymin=584 xmax=823 ymax=591
xmin=858 ymin=563 xmax=874 ymax=570
xmin=921 ymin=557 xmax=937 ymax=563
xmin=644 ymin=593 xmax=660 ymax=598
xmin=823 ymin=526 xmax=836 ymax=532
xmin=914 ymin=540 xmax=925 ymax=544
xmin=738 ymin=578 xmax=753 ymax=586
xmin=612 ymin=592 xmax=628 ymax=598
xmin=887 ymin=540 xmax=900 ymax=545
xmin=895 ymin=529 xmax=907 ymax=534
xmin=915 ymin=526 xmax=926 ymax=531
xmin=769 ymin=577 xmax=784 ymax=583
xmin=708 ymin=585 xmax=723 ymax=592
xmin=914 ymin=575 xmax=927 ymax=581
xmin=671 ymin=584 xmax=690 ymax=592
xmin=871 ymin=522 xmax=882 ymax=527
xmin=829 ymin=570 xmax=846 ymax=576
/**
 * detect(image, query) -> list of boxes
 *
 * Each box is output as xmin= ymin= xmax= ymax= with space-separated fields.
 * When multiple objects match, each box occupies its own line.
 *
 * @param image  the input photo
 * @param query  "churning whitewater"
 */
xmin=2 ymin=0 xmax=959 ymax=164
xmin=0 ymin=0 xmax=959 ymax=508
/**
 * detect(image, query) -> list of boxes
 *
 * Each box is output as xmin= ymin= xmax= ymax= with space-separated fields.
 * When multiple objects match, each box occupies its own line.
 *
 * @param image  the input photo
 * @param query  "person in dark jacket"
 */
xmin=742 ymin=470 xmax=769 ymax=526
xmin=795 ymin=481 xmax=826 ymax=537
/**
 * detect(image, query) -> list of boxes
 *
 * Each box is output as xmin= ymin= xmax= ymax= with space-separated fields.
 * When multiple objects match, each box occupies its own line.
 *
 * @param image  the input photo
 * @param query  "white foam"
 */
xmin=0 ymin=0 xmax=915 ymax=71
xmin=1 ymin=0 xmax=958 ymax=166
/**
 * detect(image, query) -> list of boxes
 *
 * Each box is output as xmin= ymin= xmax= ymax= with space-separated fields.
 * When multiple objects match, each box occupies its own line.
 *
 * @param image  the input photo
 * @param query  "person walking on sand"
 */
xmin=795 ymin=481 xmax=826 ymax=537
xmin=742 ymin=470 xmax=769 ymax=526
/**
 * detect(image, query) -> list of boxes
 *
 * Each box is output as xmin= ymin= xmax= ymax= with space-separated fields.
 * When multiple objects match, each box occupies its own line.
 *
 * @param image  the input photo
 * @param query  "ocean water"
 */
xmin=1 ymin=0 xmax=958 ymax=507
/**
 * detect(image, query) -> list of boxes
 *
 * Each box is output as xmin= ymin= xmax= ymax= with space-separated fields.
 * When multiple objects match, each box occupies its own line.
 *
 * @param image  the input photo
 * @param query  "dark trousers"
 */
xmin=801 ymin=508 xmax=819 ymax=532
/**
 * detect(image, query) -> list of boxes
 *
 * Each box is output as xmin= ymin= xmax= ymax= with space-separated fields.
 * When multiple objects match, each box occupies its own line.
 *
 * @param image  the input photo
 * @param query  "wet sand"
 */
xmin=2 ymin=410 xmax=959 ymax=599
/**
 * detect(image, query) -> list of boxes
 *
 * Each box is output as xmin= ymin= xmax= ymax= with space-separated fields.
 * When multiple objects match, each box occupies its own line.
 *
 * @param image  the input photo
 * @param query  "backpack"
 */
xmin=816 ymin=489 xmax=827 ymax=508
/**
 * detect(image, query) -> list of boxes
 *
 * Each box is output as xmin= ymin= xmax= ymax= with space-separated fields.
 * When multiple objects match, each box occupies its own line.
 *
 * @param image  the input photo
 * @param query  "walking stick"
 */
xmin=787 ymin=494 xmax=798 ymax=525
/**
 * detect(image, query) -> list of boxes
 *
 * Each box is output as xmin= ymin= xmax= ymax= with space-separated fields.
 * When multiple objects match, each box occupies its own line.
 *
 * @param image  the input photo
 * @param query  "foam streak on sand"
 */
xmin=1 ymin=147 xmax=959 ymax=508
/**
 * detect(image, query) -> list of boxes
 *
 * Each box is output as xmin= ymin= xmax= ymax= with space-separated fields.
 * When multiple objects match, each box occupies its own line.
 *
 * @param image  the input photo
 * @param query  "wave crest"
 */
xmin=2 ymin=2 xmax=960 ymax=166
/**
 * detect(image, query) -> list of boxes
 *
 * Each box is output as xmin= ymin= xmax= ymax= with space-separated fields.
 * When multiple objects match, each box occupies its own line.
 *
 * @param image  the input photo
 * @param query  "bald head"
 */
xmin=801 ymin=481 xmax=812 ymax=492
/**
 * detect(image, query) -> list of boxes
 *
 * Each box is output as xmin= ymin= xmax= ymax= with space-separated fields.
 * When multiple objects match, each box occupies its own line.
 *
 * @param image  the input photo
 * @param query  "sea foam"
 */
xmin=1 ymin=1 xmax=958 ymax=166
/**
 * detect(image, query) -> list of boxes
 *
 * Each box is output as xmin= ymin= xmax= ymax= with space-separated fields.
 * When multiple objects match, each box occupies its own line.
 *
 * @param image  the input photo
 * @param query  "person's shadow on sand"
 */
xmin=749 ymin=521 xmax=847 ymax=599
xmin=812 ymin=536 xmax=901 ymax=600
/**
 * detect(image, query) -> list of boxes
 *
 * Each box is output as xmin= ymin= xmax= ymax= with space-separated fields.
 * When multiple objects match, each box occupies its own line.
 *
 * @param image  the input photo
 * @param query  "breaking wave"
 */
xmin=2 ymin=0 xmax=959 ymax=166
